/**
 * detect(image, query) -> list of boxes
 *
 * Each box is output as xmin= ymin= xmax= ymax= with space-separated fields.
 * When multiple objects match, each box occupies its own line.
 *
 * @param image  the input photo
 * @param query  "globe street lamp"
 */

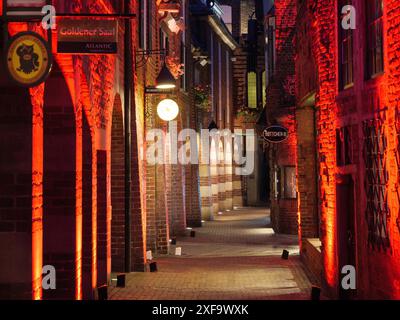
xmin=157 ymin=98 xmax=179 ymax=121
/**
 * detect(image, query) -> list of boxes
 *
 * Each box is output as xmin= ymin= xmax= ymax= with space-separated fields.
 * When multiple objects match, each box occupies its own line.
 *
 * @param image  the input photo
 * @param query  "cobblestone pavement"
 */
xmin=109 ymin=208 xmax=314 ymax=300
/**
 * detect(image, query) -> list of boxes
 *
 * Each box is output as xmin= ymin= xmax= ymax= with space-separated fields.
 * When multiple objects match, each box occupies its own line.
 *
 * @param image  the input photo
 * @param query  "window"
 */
xmin=339 ymin=1 xmax=354 ymax=89
xmin=366 ymin=0 xmax=384 ymax=78
xmin=336 ymin=126 xmax=352 ymax=166
xmin=180 ymin=41 xmax=186 ymax=91
xmin=159 ymin=30 xmax=169 ymax=52
xmin=266 ymin=16 xmax=276 ymax=82
xmin=247 ymin=71 xmax=257 ymax=109
xmin=220 ymin=5 xmax=232 ymax=33
xmin=363 ymin=118 xmax=390 ymax=249
xmin=261 ymin=70 xmax=266 ymax=106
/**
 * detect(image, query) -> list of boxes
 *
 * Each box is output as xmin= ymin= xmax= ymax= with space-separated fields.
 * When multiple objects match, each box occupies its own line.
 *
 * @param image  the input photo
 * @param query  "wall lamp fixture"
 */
xmin=135 ymin=48 xmax=176 ymax=90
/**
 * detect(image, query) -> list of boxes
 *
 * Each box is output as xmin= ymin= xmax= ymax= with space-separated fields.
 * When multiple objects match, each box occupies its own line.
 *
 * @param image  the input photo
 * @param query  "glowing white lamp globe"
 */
xmin=157 ymin=99 xmax=179 ymax=121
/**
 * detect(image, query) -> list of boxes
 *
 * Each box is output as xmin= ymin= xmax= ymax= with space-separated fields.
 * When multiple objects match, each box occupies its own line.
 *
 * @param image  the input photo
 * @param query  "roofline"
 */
xmin=207 ymin=15 xmax=238 ymax=51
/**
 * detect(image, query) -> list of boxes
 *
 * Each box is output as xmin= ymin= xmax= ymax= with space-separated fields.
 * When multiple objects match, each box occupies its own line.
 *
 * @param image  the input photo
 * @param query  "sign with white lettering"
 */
xmin=57 ymin=18 xmax=118 ymax=54
xmin=262 ymin=125 xmax=289 ymax=143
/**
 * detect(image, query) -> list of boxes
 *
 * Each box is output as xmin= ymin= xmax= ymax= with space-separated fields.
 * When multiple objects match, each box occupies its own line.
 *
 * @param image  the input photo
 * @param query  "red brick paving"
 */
xmin=109 ymin=208 xmax=314 ymax=300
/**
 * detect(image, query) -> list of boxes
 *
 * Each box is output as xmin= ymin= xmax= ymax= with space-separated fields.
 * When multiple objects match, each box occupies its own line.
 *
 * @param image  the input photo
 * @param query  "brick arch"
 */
xmin=42 ymin=63 xmax=77 ymax=300
xmin=111 ymin=94 xmax=125 ymax=272
xmin=0 ymin=84 xmax=33 ymax=299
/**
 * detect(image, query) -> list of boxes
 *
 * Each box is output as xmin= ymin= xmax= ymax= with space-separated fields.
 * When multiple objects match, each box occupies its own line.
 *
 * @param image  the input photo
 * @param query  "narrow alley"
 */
xmin=110 ymin=208 xmax=312 ymax=300
xmin=1 ymin=0 xmax=400 ymax=304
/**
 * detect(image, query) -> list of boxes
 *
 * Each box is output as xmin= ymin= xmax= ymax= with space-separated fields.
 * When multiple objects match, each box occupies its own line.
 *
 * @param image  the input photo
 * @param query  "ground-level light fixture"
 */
xmin=157 ymin=98 xmax=179 ymax=121
xmin=156 ymin=64 xmax=176 ymax=89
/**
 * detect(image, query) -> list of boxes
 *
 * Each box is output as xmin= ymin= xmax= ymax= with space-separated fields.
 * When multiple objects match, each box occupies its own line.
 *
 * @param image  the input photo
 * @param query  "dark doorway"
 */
xmin=336 ymin=174 xmax=357 ymax=300
xmin=259 ymin=150 xmax=270 ymax=204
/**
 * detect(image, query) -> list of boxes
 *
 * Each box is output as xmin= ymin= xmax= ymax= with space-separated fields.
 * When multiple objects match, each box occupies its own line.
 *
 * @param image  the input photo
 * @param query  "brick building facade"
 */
xmin=0 ymin=0 xmax=148 ymax=299
xmin=264 ymin=0 xmax=298 ymax=235
xmin=294 ymin=0 xmax=400 ymax=299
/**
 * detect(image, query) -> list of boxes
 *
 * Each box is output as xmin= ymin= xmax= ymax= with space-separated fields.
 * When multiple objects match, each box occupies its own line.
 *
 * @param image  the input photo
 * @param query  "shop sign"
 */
xmin=5 ymin=31 xmax=53 ymax=87
xmin=57 ymin=18 xmax=118 ymax=54
xmin=262 ymin=125 xmax=289 ymax=143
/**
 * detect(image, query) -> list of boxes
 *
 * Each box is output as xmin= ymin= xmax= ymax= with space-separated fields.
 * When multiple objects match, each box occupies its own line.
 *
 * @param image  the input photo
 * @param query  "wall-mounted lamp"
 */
xmin=156 ymin=64 xmax=176 ymax=89
xmin=135 ymin=48 xmax=177 ymax=89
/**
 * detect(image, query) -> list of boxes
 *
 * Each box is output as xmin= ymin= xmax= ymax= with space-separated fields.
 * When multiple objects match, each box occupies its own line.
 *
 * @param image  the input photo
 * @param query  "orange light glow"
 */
xmin=31 ymin=84 xmax=44 ymax=300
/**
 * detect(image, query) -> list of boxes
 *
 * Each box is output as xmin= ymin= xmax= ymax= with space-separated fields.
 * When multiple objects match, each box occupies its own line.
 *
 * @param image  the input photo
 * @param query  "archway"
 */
xmin=110 ymin=95 xmax=125 ymax=272
xmin=43 ymin=63 xmax=76 ymax=300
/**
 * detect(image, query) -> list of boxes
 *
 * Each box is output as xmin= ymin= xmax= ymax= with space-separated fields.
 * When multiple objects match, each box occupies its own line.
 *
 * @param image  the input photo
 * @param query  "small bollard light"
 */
xmin=190 ymin=230 xmax=196 ymax=238
xmin=117 ymin=274 xmax=126 ymax=288
xmin=311 ymin=286 xmax=321 ymax=300
xmin=281 ymin=250 xmax=289 ymax=260
xmin=150 ymin=262 xmax=158 ymax=272
xmin=97 ymin=285 xmax=108 ymax=300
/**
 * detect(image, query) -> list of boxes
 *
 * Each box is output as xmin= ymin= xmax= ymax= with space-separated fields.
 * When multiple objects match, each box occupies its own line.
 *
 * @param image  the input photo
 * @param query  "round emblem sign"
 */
xmin=262 ymin=125 xmax=289 ymax=143
xmin=6 ymin=32 xmax=53 ymax=87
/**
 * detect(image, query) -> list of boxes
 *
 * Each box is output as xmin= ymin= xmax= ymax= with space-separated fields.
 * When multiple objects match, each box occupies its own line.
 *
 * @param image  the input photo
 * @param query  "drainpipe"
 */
xmin=124 ymin=0 xmax=132 ymax=273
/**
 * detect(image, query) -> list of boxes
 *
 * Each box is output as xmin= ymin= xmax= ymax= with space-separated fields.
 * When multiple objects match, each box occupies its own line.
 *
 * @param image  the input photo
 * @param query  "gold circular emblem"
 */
xmin=6 ymin=32 xmax=53 ymax=87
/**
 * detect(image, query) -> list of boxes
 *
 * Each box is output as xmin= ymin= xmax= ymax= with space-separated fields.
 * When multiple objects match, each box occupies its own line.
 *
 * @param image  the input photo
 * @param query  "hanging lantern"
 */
xmin=156 ymin=64 xmax=177 ymax=89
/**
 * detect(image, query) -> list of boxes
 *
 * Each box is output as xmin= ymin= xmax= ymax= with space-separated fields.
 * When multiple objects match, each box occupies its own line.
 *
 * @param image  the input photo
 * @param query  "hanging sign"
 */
xmin=57 ymin=18 xmax=118 ymax=54
xmin=7 ymin=0 xmax=45 ymax=6
xmin=262 ymin=125 xmax=289 ymax=143
xmin=5 ymin=0 xmax=46 ymax=15
xmin=5 ymin=32 xmax=53 ymax=87
xmin=6 ymin=0 xmax=46 ymax=9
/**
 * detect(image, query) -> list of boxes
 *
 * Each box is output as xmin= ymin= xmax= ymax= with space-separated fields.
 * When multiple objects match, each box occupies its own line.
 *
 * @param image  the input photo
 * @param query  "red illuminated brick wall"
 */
xmin=306 ymin=0 xmax=400 ymax=298
xmin=0 ymin=0 xmax=147 ymax=299
xmin=82 ymin=114 xmax=94 ymax=299
xmin=266 ymin=0 xmax=298 ymax=235
xmin=142 ymin=0 xmax=170 ymax=255
xmin=111 ymin=96 xmax=125 ymax=273
xmin=308 ymin=0 xmax=339 ymax=296
xmin=295 ymin=0 xmax=319 ymax=243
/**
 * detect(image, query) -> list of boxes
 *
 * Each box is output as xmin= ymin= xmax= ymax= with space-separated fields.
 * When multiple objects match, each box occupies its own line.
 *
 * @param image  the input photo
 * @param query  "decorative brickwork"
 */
xmin=295 ymin=0 xmax=319 ymax=244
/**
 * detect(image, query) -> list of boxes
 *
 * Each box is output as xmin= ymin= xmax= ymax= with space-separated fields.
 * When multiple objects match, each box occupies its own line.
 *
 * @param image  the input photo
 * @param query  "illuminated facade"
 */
xmin=294 ymin=0 xmax=400 ymax=299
